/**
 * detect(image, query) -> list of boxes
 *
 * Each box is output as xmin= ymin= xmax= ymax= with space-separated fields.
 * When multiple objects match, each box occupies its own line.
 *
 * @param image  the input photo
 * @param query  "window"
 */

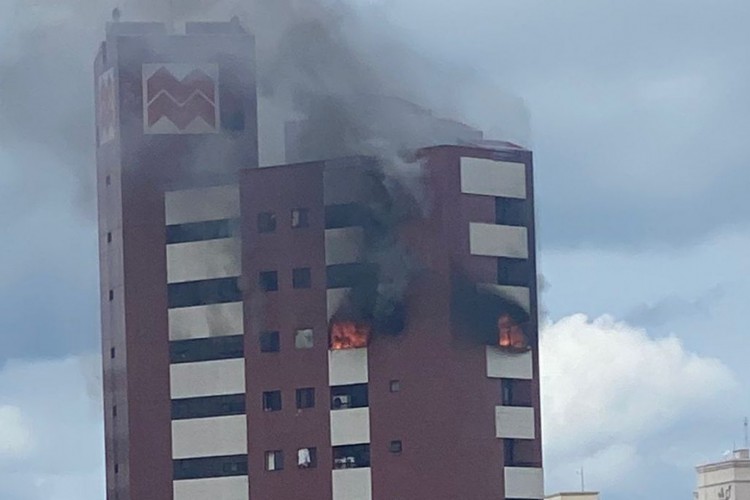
xmin=105 ymin=175 xmax=111 ymax=186
xmin=259 ymin=271 xmax=279 ymax=292
xmin=113 ymin=405 xmax=117 ymax=418
xmin=502 ymin=380 xmax=514 ymax=406
xmin=114 ymin=463 xmax=119 ymax=474
xmin=495 ymin=197 xmax=527 ymax=227
xmin=333 ymin=444 xmax=370 ymax=469
xmin=107 ymin=232 xmax=112 ymax=243
xmin=168 ymin=278 xmax=242 ymax=309
xmin=389 ymin=380 xmax=401 ymax=393
xmin=169 ymin=335 xmax=244 ymax=364
xmin=172 ymin=394 xmax=246 ymax=420
xmin=497 ymin=258 xmax=531 ymax=288
xmin=110 ymin=347 xmax=116 ymax=359
xmin=292 ymin=208 xmax=310 ymax=228
xmin=108 ymin=290 xmax=114 ymax=301
xmin=502 ymin=379 xmax=533 ymax=407
xmin=260 ymin=331 xmax=280 ymax=353
xmin=331 ymin=384 xmax=368 ymax=410
xmin=166 ymin=219 xmax=238 ymax=244
xmin=325 ymin=203 xmax=371 ymax=229
xmin=504 ymin=439 xmax=516 ymax=465
xmin=326 ymin=263 xmax=379 ymax=289
xmin=265 ymin=450 xmax=284 ymax=471
xmin=389 ymin=440 xmax=402 ymax=454
xmin=293 ymin=268 xmax=312 ymax=289
xmin=297 ymin=447 xmax=317 ymax=468
xmin=173 ymin=455 xmax=248 ymax=480
xmin=263 ymin=391 xmax=282 ymax=412
xmin=258 ymin=212 xmax=277 ymax=233
xmin=295 ymin=328 xmax=314 ymax=349
xmin=296 ymin=388 xmax=315 ymax=409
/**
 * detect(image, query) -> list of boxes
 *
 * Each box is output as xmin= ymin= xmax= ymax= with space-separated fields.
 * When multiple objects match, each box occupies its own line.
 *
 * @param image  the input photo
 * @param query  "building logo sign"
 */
xmin=97 ymin=69 xmax=117 ymax=145
xmin=142 ymin=64 xmax=220 ymax=135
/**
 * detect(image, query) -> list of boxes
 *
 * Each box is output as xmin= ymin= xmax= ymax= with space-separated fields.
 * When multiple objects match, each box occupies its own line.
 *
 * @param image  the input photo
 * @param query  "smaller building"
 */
xmin=695 ymin=449 xmax=750 ymax=500
xmin=546 ymin=493 xmax=600 ymax=500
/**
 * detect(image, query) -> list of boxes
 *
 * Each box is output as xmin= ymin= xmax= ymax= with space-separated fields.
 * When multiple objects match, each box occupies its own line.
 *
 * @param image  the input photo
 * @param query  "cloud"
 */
xmin=541 ymin=314 xmax=737 ymax=495
xmin=0 ymin=355 xmax=104 ymax=500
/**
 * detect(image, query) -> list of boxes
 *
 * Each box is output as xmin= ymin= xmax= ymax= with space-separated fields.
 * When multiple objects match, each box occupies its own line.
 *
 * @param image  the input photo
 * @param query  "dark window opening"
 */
xmin=263 ymin=391 xmax=282 ymax=412
xmin=174 ymin=455 xmax=248 ymax=480
xmin=503 ymin=439 xmax=541 ymax=468
xmin=331 ymin=384 xmax=368 ymax=410
xmin=333 ymin=444 xmax=370 ymax=469
xmin=389 ymin=380 xmax=401 ymax=393
xmin=495 ymin=197 xmax=527 ymax=227
xmin=172 ymin=394 xmax=246 ymax=420
xmin=293 ymin=268 xmax=312 ymax=289
xmin=108 ymin=290 xmax=114 ymax=301
xmin=107 ymin=232 xmax=112 ymax=243
xmin=259 ymin=271 xmax=279 ymax=292
xmin=497 ymin=258 xmax=531 ymax=288
xmin=110 ymin=347 xmax=116 ymax=359
xmin=296 ymin=388 xmax=316 ymax=409
xmin=169 ymin=335 xmax=244 ymax=364
xmin=265 ymin=450 xmax=284 ymax=471
xmin=504 ymin=439 xmax=516 ymax=465
xmin=502 ymin=379 xmax=533 ymax=407
xmin=113 ymin=405 xmax=117 ymax=418
xmin=326 ymin=263 xmax=378 ymax=289
xmin=114 ymin=463 xmax=119 ymax=474
xmin=325 ymin=203 xmax=372 ymax=229
xmin=106 ymin=175 xmax=111 ymax=186
xmin=389 ymin=440 xmax=403 ymax=454
xmin=297 ymin=447 xmax=317 ymax=468
xmin=292 ymin=208 xmax=310 ymax=228
xmin=260 ymin=331 xmax=280 ymax=353
xmin=168 ymin=278 xmax=242 ymax=309
xmin=166 ymin=219 xmax=238 ymax=244
xmin=257 ymin=212 xmax=277 ymax=233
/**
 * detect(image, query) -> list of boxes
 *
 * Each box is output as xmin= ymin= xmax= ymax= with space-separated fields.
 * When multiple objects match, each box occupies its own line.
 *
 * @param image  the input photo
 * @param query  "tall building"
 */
xmin=695 ymin=449 xmax=750 ymax=500
xmin=95 ymin=19 xmax=543 ymax=500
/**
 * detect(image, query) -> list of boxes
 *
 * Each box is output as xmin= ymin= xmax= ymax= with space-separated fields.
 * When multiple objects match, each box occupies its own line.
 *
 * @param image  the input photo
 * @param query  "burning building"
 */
xmin=96 ymin=17 xmax=543 ymax=500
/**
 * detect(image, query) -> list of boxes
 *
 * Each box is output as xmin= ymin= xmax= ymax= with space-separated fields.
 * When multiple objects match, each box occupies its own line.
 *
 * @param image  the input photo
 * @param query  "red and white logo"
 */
xmin=97 ymin=69 xmax=117 ymax=145
xmin=142 ymin=64 xmax=220 ymax=135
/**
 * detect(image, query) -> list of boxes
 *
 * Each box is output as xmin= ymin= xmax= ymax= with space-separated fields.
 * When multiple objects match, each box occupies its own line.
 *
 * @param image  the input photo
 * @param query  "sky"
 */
xmin=1 ymin=0 xmax=749 ymax=499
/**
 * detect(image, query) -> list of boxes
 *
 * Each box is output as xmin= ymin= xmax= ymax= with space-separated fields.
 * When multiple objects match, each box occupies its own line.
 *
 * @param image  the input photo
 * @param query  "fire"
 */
xmin=329 ymin=321 xmax=370 ymax=350
xmin=498 ymin=315 xmax=528 ymax=350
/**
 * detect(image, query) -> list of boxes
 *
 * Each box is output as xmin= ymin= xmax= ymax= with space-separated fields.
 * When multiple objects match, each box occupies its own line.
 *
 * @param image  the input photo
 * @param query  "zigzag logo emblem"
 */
xmin=144 ymin=65 xmax=219 ymax=133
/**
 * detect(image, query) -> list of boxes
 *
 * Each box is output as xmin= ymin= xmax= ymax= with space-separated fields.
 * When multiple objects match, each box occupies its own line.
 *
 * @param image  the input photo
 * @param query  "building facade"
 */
xmin=96 ymin=19 xmax=543 ymax=500
xmin=695 ymin=449 xmax=750 ymax=500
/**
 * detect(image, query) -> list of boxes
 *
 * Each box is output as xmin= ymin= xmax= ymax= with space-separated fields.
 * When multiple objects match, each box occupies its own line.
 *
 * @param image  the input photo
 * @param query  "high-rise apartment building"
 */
xmin=96 ymin=19 xmax=543 ymax=500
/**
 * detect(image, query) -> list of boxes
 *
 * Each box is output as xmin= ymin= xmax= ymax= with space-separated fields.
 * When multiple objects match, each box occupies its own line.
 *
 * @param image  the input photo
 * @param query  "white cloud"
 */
xmin=541 ymin=314 xmax=737 ymax=494
xmin=0 ymin=355 xmax=104 ymax=500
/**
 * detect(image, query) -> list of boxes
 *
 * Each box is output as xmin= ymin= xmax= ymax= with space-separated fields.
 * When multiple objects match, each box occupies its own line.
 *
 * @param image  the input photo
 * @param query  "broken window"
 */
xmin=293 ymin=268 xmax=312 ymax=289
xmin=295 ymin=328 xmax=314 ymax=349
xmin=265 ymin=450 xmax=284 ymax=471
xmin=262 ymin=391 xmax=282 ymax=412
xmin=331 ymin=384 xmax=368 ymax=410
xmin=297 ymin=447 xmax=317 ymax=468
xmin=497 ymin=315 xmax=529 ymax=351
xmin=257 ymin=212 xmax=276 ymax=233
xmin=329 ymin=320 xmax=370 ymax=350
xmin=333 ymin=444 xmax=370 ymax=469
xmin=260 ymin=331 xmax=280 ymax=353
xmin=291 ymin=208 xmax=310 ymax=229
xmin=259 ymin=271 xmax=279 ymax=292
xmin=296 ymin=388 xmax=315 ymax=409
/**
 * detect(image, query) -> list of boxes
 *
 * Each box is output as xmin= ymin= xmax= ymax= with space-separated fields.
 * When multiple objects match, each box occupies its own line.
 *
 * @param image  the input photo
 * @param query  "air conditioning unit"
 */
xmin=332 ymin=394 xmax=351 ymax=409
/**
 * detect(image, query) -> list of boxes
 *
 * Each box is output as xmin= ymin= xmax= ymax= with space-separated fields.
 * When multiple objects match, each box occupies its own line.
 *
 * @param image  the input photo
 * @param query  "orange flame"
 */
xmin=330 ymin=321 xmax=370 ymax=350
xmin=498 ymin=315 xmax=528 ymax=350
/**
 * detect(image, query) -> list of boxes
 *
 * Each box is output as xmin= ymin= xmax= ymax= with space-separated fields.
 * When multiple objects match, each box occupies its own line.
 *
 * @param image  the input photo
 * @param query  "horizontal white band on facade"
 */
xmin=325 ymin=227 xmax=365 ymax=266
xmin=504 ymin=466 xmax=545 ymax=499
xmin=461 ymin=157 xmax=527 ymax=199
xmin=329 ymin=348 xmax=369 ymax=386
xmin=165 ymin=185 xmax=240 ymax=226
xmin=470 ymin=223 xmax=529 ymax=259
xmin=327 ymin=288 xmax=352 ymax=321
xmin=496 ymin=406 xmax=536 ymax=440
xmin=167 ymin=238 xmax=242 ymax=284
xmin=169 ymin=301 xmax=244 ymax=341
xmin=173 ymin=476 xmax=249 ymax=500
xmin=477 ymin=284 xmax=531 ymax=313
xmin=486 ymin=347 xmax=533 ymax=380
xmin=172 ymin=415 xmax=248 ymax=459
xmin=332 ymin=467 xmax=372 ymax=500
xmin=330 ymin=408 xmax=371 ymax=447
xmin=170 ymin=358 xmax=246 ymax=399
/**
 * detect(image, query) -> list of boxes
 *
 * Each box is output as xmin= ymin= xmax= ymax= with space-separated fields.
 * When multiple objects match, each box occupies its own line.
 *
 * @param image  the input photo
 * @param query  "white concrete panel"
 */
xmin=166 ymin=185 xmax=240 ymax=225
xmin=470 ymin=223 xmax=528 ymax=259
xmin=461 ymin=157 xmax=527 ymax=199
xmin=327 ymin=288 xmax=352 ymax=321
xmin=167 ymin=238 xmax=241 ymax=284
xmin=478 ymin=284 xmax=531 ymax=312
xmin=325 ymin=228 xmax=365 ymax=265
xmin=329 ymin=348 xmax=368 ymax=386
xmin=330 ymin=408 xmax=371 ymax=446
xmin=486 ymin=347 xmax=533 ymax=380
xmin=168 ymin=302 xmax=244 ymax=340
xmin=174 ymin=476 xmax=249 ymax=500
xmin=332 ymin=468 xmax=372 ymax=500
xmin=495 ymin=406 xmax=536 ymax=440
xmin=172 ymin=415 xmax=248 ymax=459
xmin=504 ymin=467 xmax=544 ymax=499
xmin=170 ymin=359 xmax=246 ymax=399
